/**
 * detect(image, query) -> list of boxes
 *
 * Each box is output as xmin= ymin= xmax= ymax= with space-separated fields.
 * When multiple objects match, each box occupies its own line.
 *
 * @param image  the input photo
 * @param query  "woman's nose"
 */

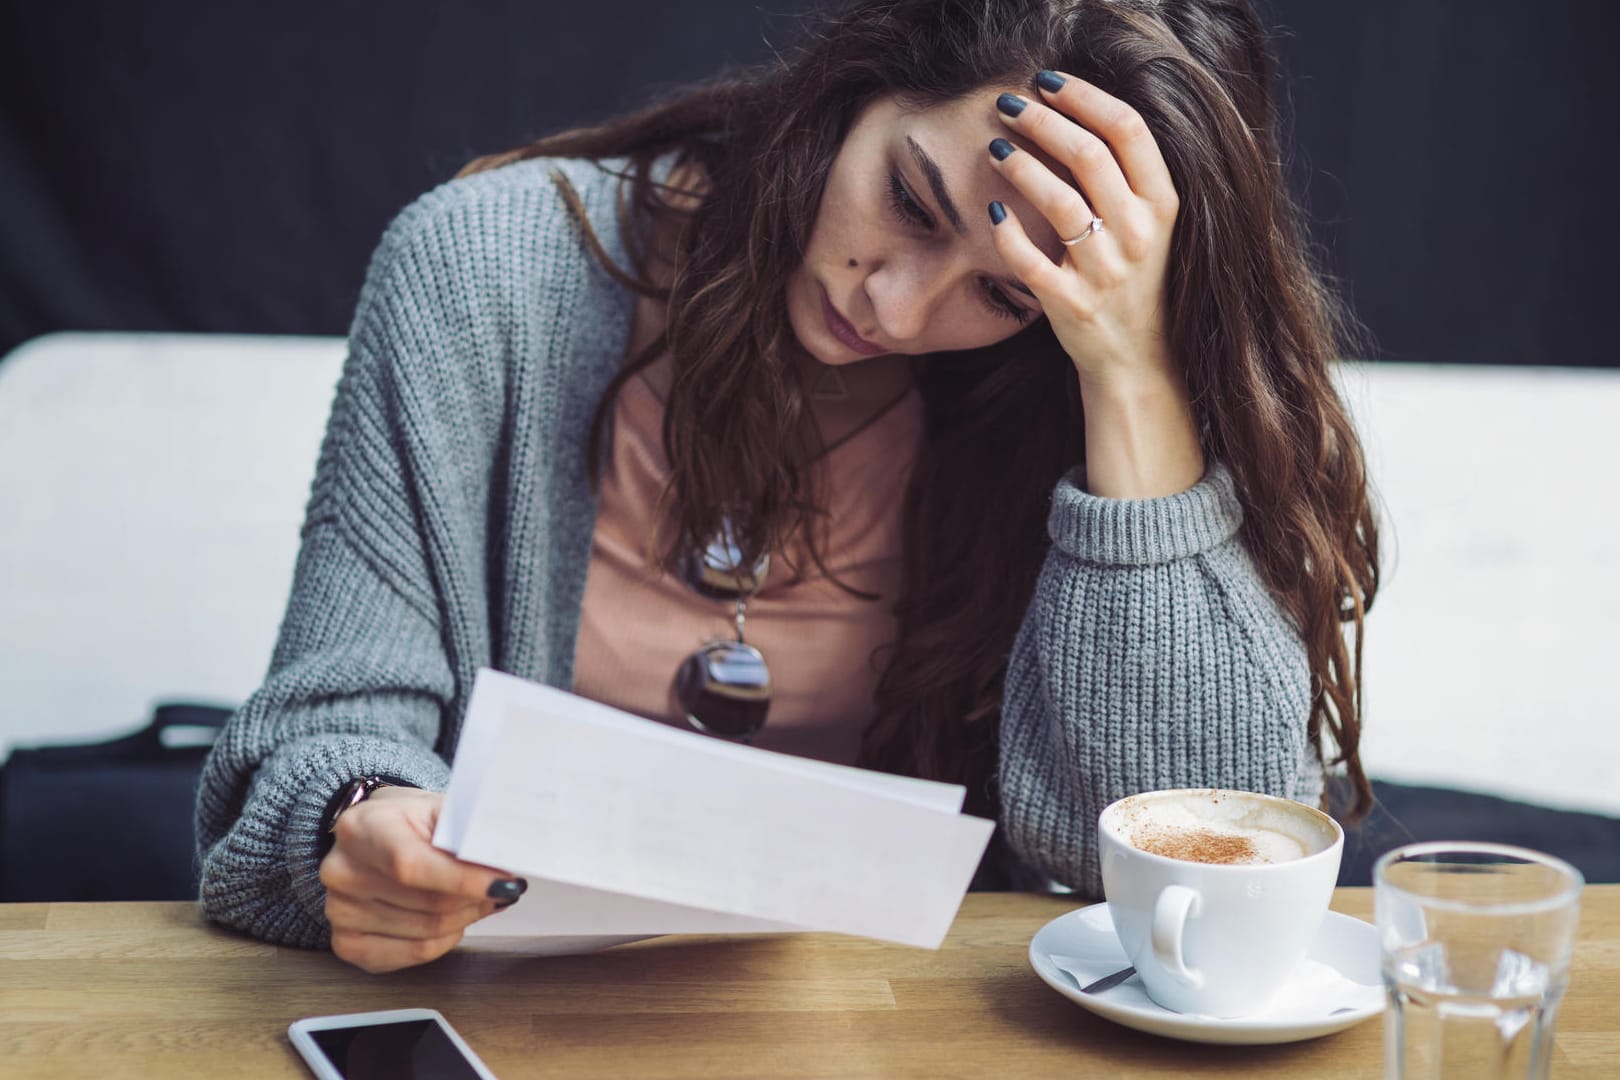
xmin=864 ymin=257 xmax=949 ymax=344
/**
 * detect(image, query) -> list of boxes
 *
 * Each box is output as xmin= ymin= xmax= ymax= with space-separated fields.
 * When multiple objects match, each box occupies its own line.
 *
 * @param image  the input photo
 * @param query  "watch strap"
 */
xmin=317 ymin=775 xmax=411 ymax=859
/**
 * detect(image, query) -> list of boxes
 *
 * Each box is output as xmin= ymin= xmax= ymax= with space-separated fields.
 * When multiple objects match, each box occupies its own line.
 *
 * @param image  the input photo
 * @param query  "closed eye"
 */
xmin=981 ymin=279 xmax=1033 ymax=322
xmin=885 ymin=171 xmax=1035 ymax=325
xmin=887 ymin=172 xmax=932 ymax=228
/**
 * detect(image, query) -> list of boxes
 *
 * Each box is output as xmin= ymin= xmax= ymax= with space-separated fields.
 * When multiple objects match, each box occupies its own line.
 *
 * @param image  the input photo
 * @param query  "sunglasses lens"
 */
xmin=683 ymin=524 xmax=769 ymax=600
xmin=676 ymin=640 xmax=771 ymax=739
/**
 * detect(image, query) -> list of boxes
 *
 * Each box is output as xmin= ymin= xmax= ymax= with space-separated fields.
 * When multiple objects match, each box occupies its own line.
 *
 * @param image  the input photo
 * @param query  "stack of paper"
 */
xmin=433 ymin=669 xmax=996 ymax=952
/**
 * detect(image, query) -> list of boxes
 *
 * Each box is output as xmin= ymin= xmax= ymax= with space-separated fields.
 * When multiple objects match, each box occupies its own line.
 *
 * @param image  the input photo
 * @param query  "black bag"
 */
xmin=0 ymin=702 xmax=231 ymax=901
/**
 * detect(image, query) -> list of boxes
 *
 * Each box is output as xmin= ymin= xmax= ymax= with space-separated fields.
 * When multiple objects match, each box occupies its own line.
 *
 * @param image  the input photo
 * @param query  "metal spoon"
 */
xmin=1080 ymin=966 xmax=1137 ymax=994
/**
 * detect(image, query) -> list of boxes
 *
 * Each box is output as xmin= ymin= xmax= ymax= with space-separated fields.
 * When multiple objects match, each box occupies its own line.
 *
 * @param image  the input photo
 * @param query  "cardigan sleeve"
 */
xmin=192 ymin=155 xmax=649 ymax=947
xmin=996 ymin=462 xmax=1322 ymax=896
xmin=192 ymin=187 xmax=496 ymax=949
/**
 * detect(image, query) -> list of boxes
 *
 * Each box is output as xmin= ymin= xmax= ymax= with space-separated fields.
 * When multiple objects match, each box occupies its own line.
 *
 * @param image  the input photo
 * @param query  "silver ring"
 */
xmin=1060 ymin=216 xmax=1104 ymax=246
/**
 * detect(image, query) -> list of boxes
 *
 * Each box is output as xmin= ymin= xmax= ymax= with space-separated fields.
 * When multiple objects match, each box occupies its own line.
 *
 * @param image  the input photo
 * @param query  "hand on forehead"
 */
xmin=897 ymin=92 xmax=1072 ymax=260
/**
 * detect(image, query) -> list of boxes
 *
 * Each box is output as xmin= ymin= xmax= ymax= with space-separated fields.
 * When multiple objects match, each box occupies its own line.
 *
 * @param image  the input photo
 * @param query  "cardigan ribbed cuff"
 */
xmin=282 ymin=738 xmax=454 ymax=929
xmin=1047 ymin=461 xmax=1242 ymax=566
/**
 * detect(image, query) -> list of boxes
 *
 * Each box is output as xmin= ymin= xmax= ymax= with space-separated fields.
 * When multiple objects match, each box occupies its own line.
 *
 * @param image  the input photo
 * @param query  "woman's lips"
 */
xmin=821 ymin=288 xmax=887 ymax=357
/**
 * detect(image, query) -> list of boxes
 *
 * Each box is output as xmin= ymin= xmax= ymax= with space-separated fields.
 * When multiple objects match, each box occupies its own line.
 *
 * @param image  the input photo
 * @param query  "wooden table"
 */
xmin=1 ymin=888 xmax=1615 ymax=1078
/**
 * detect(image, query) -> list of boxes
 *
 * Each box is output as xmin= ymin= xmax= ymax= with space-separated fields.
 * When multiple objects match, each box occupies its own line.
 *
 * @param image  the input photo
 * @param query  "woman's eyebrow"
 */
xmin=906 ymin=136 xmax=967 ymax=236
xmin=906 ymin=134 xmax=1039 ymax=310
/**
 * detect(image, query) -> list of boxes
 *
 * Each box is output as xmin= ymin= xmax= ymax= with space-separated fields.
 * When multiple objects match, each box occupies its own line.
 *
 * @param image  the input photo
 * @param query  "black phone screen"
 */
xmin=310 ymin=1018 xmax=484 ymax=1079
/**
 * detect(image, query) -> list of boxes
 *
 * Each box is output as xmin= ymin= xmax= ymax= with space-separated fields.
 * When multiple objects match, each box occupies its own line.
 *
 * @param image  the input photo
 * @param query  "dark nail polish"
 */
xmin=996 ymin=92 xmax=1026 ymax=117
xmin=988 ymin=201 xmax=1007 ymax=226
xmin=989 ymin=138 xmax=1016 ymax=162
xmin=1036 ymin=69 xmax=1066 ymax=93
xmin=487 ymin=877 xmax=528 ymax=901
xmin=493 ymin=899 xmax=517 ymax=911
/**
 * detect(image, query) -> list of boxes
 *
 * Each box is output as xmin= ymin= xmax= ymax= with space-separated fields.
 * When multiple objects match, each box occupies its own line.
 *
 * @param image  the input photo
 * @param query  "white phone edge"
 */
xmin=287 ymin=1007 xmax=499 ymax=1080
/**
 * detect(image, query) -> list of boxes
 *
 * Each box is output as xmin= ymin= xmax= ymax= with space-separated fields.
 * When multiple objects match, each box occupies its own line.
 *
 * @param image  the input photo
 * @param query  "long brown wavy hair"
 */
xmin=460 ymin=0 xmax=1380 ymax=823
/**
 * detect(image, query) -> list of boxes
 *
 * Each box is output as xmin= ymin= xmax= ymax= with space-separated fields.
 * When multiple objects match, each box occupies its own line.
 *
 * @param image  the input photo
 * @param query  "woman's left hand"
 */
xmin=985 ymin=70 xmax=1182 ymax=395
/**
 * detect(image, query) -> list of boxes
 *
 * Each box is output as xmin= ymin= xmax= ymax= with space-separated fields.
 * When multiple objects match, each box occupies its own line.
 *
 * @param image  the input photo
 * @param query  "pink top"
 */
xmin=572 ymin=370 xmax=923 ymax=765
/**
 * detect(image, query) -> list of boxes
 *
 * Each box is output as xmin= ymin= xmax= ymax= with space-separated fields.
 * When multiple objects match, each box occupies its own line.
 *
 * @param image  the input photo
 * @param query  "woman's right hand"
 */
xmin=318 ymin=786 xmax=526 ymax=974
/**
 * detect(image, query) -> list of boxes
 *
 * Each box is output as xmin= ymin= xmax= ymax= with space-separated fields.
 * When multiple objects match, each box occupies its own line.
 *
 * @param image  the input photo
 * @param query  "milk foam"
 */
xmin=1117 ymin=793 xmax=1330 ymax=865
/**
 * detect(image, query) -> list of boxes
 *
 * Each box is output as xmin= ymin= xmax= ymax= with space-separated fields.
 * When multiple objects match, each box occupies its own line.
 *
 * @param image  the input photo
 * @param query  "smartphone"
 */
xmin=287 ymin=1008 xmax=499 ymax=1080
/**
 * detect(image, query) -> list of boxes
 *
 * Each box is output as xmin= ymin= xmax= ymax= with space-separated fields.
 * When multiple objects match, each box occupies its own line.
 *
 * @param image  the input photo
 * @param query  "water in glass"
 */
xmin=1385 ymin=940 xmax=1565 ymax=1077
xmin=1375 ymin=842 xmax=1581 ymax=1080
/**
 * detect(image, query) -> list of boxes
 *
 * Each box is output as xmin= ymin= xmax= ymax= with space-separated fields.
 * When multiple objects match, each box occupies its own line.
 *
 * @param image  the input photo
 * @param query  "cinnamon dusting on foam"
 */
xmin=1131 ymin=825 xmax=1262 ymax=865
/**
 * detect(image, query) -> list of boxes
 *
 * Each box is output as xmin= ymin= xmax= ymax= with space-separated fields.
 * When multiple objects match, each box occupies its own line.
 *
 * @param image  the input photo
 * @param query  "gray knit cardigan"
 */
xmin=194 ymin=156 xmax=1322 ymax=949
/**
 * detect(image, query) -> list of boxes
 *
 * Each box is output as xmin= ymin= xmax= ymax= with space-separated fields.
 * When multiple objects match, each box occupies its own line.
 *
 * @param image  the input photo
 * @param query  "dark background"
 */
xmin=2 ymin=0 xmax=1616 ymax=367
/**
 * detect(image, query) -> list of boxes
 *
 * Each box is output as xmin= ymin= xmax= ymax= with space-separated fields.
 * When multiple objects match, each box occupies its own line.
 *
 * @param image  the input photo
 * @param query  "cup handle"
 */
xmin=1150 ymin=884 xmax=1205 ymax=988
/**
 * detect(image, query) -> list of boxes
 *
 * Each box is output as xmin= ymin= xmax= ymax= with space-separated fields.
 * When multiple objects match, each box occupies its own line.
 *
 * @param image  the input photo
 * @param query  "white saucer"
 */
xmin=1028 ymin=903 xmax=1384 ymax=1045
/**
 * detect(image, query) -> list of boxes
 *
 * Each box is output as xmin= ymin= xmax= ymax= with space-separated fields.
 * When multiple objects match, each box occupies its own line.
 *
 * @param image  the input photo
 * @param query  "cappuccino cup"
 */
xmin=1098 ymin=788 xmax=1343 ymax=1018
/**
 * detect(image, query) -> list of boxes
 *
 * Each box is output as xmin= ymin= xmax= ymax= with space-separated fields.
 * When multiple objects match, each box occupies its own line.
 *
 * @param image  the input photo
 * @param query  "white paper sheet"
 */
xmin=433 ymin=669 xmax=995 ymax=950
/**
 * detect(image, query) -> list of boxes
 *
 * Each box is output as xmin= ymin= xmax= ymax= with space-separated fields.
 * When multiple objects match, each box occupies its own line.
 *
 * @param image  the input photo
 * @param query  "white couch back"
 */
xmin=2 ymin=334 xmax=1616 ymax=813
xmin=0 ymin=333 xmax=343 ymax=750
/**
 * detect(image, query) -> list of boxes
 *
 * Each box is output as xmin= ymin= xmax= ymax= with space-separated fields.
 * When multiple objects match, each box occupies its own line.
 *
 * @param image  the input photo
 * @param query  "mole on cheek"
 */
xmin=848 ymin=258 xmax=858 ymax=267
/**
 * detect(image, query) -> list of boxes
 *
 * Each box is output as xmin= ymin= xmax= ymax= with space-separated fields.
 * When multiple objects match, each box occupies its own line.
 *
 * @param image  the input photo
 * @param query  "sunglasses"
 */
xmin=673 ymin=524 xmax=772 ymax=741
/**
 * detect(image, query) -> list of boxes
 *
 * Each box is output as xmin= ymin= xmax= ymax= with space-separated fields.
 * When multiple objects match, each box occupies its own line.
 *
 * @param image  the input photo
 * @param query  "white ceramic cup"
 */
xmin=1098 ymin=788 xmax=1344 ymax=1018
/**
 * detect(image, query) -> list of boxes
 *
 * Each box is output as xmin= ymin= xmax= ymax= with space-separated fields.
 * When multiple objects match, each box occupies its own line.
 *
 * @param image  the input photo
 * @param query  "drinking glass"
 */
xmin=1376 ymin=842 xmax=1583 ymax=1078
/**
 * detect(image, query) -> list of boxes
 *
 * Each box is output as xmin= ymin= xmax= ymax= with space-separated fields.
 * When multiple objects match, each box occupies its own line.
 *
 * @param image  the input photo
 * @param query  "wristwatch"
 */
xmin=318 ymin=775 xmax=408 ymax=858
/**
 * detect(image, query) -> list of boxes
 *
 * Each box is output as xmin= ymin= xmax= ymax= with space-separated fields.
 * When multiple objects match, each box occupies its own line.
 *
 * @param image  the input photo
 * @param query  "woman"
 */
xmin=196 ymin=0 xmax=1378 ymax=974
